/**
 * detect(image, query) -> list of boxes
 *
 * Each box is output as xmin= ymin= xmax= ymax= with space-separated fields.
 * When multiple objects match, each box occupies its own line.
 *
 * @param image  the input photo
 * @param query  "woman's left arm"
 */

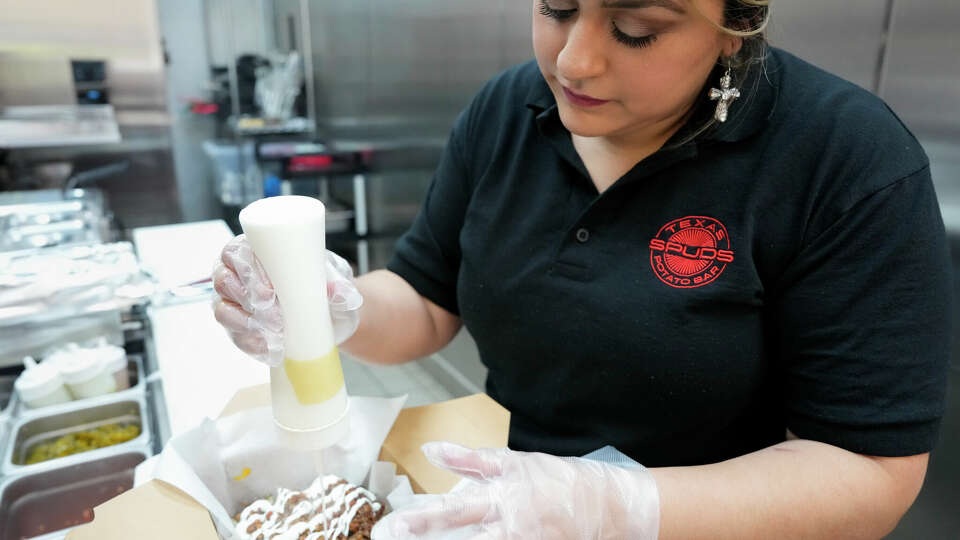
xmin=371 ymin=439 xmax=926 ymax=540
xmin=653 ymin=436 xmax=928 ymax=539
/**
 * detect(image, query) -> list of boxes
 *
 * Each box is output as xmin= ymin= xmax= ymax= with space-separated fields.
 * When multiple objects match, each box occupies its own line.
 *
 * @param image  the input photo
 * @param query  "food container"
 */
xmin=65 ymin=391 xmax=511 ymax=540
xmin=0 ymin=449 xmax=148 ymax=540
xmin=0 ymin=421 xmax=8 ymax=461
xmin=4 ymin=397 xmax=150 ymax=475
xmin=48 ymin=346 xmax=117 ymax=400
xmin=90 ymin=340 xmax=129 ymax=391
xmin=0 ymin=371 xmax=16 ymax=420
xmin=14 ymin=357 xmax=73 ymax=409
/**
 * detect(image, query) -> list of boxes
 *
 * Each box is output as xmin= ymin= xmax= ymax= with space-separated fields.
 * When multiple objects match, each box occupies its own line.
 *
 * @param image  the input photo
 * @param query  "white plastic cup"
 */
xmin=91 ymin=338 xmax=129 ymax=390
xmin=15 ymin=357 xmax=73 ymax=409
xmin=51 ymin=344 xmax=117 ymax=399
xmin=239 ymin=196 xmax=349 ymax=451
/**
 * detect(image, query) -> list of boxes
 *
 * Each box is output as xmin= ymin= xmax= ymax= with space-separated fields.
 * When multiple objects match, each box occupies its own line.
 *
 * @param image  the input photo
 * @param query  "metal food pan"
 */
xmin=0 ymin=372 xmax=15 ymax=422
xmin=0 ymin=421 xmax=7 ymax=464
xmin=0 ymin=448 xmax=148 ymax=540
xmin=14 ymin=354 xmax=146 ymax=420
xmin=3 ymin=397 xmax=150 ymax=475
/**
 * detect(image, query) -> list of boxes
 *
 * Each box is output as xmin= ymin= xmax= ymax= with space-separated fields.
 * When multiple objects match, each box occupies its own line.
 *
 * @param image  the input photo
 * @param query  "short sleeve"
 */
xmin=386 ymin=111 xmax=472 ymax=316
xmin=773 ymin=165 xmax=952 ymax=456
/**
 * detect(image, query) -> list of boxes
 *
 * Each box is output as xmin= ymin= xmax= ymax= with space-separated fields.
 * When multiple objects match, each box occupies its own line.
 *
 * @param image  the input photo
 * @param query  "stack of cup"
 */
xmin=16 ymin=339 xmax=130 ymax=408
xmin=14 ymin=357 xmax=73 ymax=409
xmin=49 ymin=344 xmax=118 ymax=400
xmin=91 ymin=338 xmax=130 ymax=391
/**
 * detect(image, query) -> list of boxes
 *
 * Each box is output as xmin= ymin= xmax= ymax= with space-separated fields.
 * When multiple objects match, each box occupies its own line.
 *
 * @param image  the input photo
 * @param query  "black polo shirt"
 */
xmin=387 ymin=48 xmax=952 ymax=466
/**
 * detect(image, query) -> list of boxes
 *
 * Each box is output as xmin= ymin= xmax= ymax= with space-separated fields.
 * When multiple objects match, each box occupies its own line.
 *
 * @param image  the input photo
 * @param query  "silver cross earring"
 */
xmin=709 ymin=66 xmax=740 ymax=123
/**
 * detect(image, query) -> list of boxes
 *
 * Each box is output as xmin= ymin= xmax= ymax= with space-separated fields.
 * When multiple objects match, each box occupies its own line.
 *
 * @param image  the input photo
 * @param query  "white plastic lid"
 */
xmin=15 ymin=357 xmax=66 ymax=402
xmin=90 ymin=340 xmax=127 ymax=373
xmin=52 ymin=346 xmax=106 ymax=385
xmin=44 ymin=343 xmax=80 ymax=366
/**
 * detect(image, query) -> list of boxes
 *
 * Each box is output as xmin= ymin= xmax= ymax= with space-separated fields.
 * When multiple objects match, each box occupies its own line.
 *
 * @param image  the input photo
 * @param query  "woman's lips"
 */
xmin=562 ymin=86 xmax=610 ymax=107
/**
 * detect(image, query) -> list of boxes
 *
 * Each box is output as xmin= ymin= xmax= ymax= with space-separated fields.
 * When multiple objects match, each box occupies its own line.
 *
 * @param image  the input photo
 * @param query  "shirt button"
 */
xmin=575 ymin=228 xmax=590 ymax=243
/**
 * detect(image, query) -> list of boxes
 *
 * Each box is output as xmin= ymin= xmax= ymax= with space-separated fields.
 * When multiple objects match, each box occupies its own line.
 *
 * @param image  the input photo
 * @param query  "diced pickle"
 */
xmin=25 ymin=424 xmax=140 ymax=464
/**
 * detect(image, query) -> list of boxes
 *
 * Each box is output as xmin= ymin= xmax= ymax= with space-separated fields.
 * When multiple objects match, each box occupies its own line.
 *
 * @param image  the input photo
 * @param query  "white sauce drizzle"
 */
xmin=236 ymin=475 xmax=382 ymax=540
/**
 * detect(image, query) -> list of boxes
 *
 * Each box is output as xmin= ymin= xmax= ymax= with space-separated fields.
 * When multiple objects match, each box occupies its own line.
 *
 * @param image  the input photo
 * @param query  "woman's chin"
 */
xmin=557 ymin=108 xmax=622 ymax=139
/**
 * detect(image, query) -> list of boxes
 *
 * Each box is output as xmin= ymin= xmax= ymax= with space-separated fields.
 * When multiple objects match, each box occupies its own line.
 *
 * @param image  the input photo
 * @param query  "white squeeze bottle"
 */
xmin=239 ymin=196 xmax=350 ymax=451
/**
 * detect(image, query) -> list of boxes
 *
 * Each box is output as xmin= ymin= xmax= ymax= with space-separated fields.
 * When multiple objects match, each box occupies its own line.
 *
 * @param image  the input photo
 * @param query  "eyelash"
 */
xmin=538 ymin=1 xmax=576 ymax=21
xmin=611 ymin=25 xmax=658 ymax=49
xmin=537 ymin=1 xmax=659 ymax=50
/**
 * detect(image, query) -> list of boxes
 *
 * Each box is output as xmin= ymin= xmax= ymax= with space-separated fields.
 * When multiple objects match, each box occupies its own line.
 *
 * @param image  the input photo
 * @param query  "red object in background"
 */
xmin=190 ymin=102 xmax=219 ymax=115
xmin=181 ymin=96 xmax=219 ymax=115
xmin=288 ymin=155 xmax=334 ymax=172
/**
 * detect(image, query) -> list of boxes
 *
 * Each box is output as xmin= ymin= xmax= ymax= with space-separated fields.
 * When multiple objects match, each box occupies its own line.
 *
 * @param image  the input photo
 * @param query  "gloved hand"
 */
xmin=212 ymin=234 xmax=363 ymax=367
xmin=372 ymin=442 xmax=660 ymax=540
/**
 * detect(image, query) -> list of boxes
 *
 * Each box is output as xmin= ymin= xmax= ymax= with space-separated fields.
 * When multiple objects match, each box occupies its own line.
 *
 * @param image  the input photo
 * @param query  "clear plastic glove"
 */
xmin=212 ymin=234 xmax=363 ymax=367
xmin=372 ymin=442 xmax=660 ymax=540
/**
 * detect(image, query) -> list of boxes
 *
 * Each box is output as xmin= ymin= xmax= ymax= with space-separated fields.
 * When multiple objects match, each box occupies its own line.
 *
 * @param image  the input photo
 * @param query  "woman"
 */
xmin=214 ymin=0 xmax=951 ymax=538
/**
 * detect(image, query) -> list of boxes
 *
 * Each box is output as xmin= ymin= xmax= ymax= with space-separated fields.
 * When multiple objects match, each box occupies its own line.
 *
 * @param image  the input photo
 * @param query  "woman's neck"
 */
xmin=606 ymin=99 xmax=697 ymax=155
xmin=571 ymin=105 xmax=695 ymax=193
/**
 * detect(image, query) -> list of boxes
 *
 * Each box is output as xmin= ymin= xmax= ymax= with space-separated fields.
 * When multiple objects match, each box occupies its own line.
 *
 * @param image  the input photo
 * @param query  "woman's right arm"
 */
xmin=217 ymin=104 xmax=475 ymax=368
xmin=213 ymin=239 xmax=460 ymax=367
xmin=340 ymin=269 xmax=462 ymax=366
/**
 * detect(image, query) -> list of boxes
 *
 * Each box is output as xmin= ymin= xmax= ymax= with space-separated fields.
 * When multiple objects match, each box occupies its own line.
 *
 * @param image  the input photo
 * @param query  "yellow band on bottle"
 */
xmin=283 ymin=347 xmax=345 ymax=405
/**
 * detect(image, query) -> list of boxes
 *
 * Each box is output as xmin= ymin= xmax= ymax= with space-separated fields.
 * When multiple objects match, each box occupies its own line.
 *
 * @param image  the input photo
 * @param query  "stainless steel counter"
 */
xmin=0 ymin=106 xmax=120 ymax=149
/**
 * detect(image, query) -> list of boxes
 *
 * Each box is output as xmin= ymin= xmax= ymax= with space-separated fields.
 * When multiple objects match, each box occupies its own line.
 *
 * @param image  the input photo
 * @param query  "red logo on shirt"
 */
xmin=649 ymin=216 xmax=734 ymax=288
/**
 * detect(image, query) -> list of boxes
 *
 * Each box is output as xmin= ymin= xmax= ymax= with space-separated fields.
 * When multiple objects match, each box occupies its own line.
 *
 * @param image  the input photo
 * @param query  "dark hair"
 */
xmin=722 ymin=0 xmax=771 ymax=70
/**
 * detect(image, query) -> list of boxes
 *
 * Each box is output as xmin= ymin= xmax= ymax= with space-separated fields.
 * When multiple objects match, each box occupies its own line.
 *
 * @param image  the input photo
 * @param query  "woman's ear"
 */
xmin=723 ymin=36 xmax=744 ymax=58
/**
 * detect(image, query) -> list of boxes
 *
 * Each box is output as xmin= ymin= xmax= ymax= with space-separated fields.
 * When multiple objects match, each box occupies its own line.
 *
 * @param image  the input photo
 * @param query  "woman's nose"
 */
xmin=555 ymin=20 xmax=608 ymax=83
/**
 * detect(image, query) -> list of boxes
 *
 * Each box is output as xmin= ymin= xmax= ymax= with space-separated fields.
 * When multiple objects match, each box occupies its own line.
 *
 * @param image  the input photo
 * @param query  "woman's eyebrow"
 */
xmin=600 ymin=0 xmax=686 ymax=14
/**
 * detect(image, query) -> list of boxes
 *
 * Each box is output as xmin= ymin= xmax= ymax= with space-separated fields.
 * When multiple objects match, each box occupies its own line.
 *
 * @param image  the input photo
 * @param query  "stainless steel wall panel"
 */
xmin=205 ymin=0 xmax=275 ymax=66
xmin=158 ymin=0 xmax=223 ymax=223
xmin=881 ymin=0 xmax=960 ymax=139
xmin=366 ymin=0 xmax=504 ymax=123
xmin=297 ymin=0 xmax=532 ymax=139
xmin=766 ymin=0 xmax=889 ymax=92
xmin=501 ymin=1 xmax=536 ymax=68
xmin=0 ymin=0 xmax=167 ymax=113
xmin=0 ymin=54 xmax=74 ymax=107
xmin=309 ymin=0 xmax=373 ymax=124
xmin=272 ymin=0 xmax=303 ymax=53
